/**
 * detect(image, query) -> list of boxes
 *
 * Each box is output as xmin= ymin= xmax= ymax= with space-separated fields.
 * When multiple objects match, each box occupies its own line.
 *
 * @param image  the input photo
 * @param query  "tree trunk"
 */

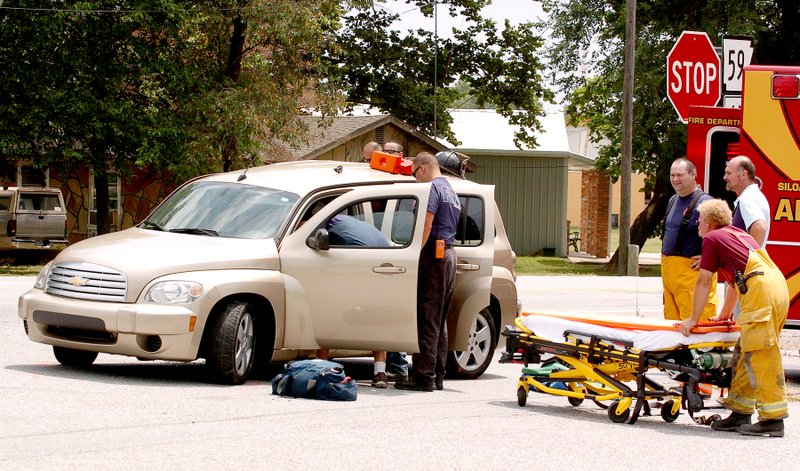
xmin=94 ymin=171 xmax=111 ymax=235
xmin=607 ymin=170 xmax=673 ymax=267
xmin=222 ymin=14 xmax=247 ymax=172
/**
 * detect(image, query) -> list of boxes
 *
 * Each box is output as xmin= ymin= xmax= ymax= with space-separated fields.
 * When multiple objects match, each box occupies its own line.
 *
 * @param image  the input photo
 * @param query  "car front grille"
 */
xmin=46 ymin=262 xmax=127 ymax=302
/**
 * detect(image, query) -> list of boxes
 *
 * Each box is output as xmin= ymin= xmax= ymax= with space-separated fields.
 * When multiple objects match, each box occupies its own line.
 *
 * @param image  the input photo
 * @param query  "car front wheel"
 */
xmin=447 ymin=307 xmax=496 ymax=379
xmin=206 ymin=301 xmax=256 ymax=385
xmin=53 ymin=346 xmax=98 ymax=367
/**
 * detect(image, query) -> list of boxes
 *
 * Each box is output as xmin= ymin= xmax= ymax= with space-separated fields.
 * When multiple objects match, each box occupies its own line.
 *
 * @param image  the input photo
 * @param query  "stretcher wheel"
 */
xmin=517 ymin=387 xmax=527 ymax=407
xmin=660 ymin=400 xmax=680 ymax=423
xmin=567 ymin=396 xmax=584 ymax=407
xmin=608 ymin=400 xmax=630 ymax=423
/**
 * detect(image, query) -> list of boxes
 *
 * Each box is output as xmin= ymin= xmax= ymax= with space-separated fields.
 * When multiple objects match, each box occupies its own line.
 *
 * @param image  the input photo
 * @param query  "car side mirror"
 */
xmin=307 ymin=227 xmax=330 ymax=251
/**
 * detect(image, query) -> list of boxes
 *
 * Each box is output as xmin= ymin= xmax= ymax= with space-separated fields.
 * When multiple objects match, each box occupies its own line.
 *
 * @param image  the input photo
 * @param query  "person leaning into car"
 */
xmin=396 ymin=152 xmax=461 ymax=392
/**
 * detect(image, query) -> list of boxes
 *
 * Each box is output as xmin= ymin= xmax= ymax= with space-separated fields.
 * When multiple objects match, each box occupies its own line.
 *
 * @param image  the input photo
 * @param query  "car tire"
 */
xmin=206 ymin=301 xmax=256 ymax=385
xmin=447 ymin=307 xmax=496 ymax=379
xmin=53 ymin=346 xmax=98 ymax=367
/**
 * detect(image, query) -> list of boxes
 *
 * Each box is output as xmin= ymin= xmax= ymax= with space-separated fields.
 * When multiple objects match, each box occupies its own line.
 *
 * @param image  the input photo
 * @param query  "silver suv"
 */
xmin=18 ymin=161 xmax=518 ymax=384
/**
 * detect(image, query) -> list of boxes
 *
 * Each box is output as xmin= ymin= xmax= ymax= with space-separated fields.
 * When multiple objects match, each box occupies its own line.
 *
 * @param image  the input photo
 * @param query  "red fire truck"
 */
xmin=687 ymin=65 xmax=800 ymax=327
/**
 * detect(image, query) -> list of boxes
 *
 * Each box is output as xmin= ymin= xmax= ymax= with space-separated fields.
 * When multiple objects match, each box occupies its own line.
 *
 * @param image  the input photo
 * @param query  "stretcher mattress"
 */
xmin=519 ymin=311 xmax=740 ymax=352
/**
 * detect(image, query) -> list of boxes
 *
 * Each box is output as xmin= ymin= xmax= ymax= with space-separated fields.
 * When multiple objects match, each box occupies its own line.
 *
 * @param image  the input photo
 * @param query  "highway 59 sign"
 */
xmin=667 ymin=31 xmax=721 ymax=123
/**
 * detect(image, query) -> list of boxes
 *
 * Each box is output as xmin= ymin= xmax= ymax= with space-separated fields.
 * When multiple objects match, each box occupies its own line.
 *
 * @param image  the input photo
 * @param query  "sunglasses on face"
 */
xmin=412 ymin=163 xmax=424 ymax=177
xmin=384 ymin=149 xmax=401 ymax=155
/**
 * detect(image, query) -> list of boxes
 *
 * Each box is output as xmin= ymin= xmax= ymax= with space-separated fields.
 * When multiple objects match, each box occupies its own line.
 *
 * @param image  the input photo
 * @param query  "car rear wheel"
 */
xmin=206 ymin=301 xmax=256 ymax=385
xmin=447 ymin=308 xmax=496 ymax=379
xmin=53 ymin=346 xmax=98 ymax=367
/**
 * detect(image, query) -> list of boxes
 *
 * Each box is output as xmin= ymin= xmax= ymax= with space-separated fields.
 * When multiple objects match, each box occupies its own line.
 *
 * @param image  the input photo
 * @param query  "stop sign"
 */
xmin=667 ymin=31 xmax=721 ymax=123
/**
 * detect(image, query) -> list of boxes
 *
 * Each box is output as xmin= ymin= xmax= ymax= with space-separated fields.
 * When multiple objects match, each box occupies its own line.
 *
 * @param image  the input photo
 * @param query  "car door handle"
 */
xmin=373 ymin=264 xmax=407 ymax=274
xmin=457 ymin=263 xmax=480 ymax=271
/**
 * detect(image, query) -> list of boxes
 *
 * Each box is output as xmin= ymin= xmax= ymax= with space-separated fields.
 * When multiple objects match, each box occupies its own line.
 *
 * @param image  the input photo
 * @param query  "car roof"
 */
xmin=199 ymin=160 xmax=487 ymax=198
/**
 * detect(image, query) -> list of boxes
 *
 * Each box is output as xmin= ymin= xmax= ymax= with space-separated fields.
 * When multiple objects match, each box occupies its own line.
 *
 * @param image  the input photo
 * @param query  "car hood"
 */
xmin=54 ymin=228 xmax=280 ymax=289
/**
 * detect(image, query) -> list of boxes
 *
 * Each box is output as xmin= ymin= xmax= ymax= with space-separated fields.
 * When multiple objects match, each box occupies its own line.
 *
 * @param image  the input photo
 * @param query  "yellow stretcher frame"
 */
xmin=503 ymin=317 xmax=737 ymax=425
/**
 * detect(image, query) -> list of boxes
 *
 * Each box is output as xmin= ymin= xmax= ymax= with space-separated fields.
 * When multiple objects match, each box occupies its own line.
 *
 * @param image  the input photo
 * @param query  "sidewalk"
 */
xmin=567 ymin=250 xmax=662 ymax=266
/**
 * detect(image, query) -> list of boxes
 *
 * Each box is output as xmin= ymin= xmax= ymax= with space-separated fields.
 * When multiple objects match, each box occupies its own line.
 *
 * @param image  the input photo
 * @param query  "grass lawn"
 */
xmin=515 ymin=256 xmax=661 ymax=277
xmin=0 ymin=265 xmax=41 ymax=276
xmin=516 ymin=227 xmax=663 ymax=277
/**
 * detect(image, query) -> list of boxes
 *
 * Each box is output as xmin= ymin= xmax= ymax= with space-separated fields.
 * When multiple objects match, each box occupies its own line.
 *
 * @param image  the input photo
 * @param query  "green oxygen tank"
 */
xmin=693 ymin=351 xmax=733 ymax=370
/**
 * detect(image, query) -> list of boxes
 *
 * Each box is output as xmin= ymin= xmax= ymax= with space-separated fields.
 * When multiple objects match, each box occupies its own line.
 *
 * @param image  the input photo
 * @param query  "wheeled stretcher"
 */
xmin=500 ymin=312 xmax=740 ymax=425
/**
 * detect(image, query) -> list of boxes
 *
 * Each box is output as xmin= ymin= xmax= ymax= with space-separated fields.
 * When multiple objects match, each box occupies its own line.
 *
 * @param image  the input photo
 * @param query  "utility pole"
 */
xmin=618 ymin=0 xmax=637 ymax=275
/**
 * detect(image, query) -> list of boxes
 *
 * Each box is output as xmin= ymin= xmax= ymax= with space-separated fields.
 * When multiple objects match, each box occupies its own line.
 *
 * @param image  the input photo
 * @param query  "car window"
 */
xmin=18 ymin=193 xmax=62 ymax=211
xmin=324 ymin=197 xmax=417 ymax=248
xmin=0 ymin=195 xmax=10 ymax=211
xmin=144 ymin=181 xmax=300 ymax=239
xmin=454 ymin=195 xmax=484 ymax=247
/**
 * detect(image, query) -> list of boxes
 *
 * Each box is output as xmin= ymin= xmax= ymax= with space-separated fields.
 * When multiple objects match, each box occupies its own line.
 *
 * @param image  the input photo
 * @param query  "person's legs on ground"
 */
xmin=386 ymin=351 xmax=408 ymax=380
xmin=735 ymin=268 xmax=789 ymax=437
xmin=397 ymin=256 xmax=443 ymax=392
xmin=434 ymin=249 xmax=457 ymax=391
xmin=371 ymin=351 xmax=388 ymax=388
xmin=737 ymin=345 xmax=787 ymax=437
xmin=713 ymin=341 xmax=755 ymax=431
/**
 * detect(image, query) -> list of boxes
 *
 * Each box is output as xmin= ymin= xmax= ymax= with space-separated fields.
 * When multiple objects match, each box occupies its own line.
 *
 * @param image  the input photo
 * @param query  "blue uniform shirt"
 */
xmin=661 ymin=191 xmax=711 ymax=257
xmin=426 ymin=177 xmax=461 ymax=246
xmin=327 ymin=215 xmax=389 ymax=247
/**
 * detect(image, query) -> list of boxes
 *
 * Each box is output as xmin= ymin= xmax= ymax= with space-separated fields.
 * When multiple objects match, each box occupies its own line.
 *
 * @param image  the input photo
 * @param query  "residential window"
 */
xmin=17 ymin=163 xmax=48 ymax=187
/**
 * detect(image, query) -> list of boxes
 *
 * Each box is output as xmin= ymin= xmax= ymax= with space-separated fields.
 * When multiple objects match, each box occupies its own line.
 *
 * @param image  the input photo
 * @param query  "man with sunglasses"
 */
xmin=383 ymin=141 xmax=404 ymax=156
xmin=396 ymin=152 xmax=461 ymax=392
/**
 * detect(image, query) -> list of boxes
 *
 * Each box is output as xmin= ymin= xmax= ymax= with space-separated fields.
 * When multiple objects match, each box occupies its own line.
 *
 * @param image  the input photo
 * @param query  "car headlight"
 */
xmin=145 ymin=281 xmax=203 ymax=304
xmin=33 ymin=262 xmax=53 ymax=290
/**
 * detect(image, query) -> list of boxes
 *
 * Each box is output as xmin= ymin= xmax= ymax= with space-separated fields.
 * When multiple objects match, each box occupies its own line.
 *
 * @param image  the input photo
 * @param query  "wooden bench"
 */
xmin=569 ymin=231 xmax=580 ymax=252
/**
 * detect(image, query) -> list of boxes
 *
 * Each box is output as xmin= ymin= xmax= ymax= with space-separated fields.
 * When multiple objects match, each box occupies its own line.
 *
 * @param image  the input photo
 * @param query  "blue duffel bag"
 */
xmin=271 ymin=359 xmax=358 ymax=401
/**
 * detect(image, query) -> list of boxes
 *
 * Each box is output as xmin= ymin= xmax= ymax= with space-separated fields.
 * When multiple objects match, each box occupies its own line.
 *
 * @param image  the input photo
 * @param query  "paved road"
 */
xmin=1 ymin=276 xmax=798 ymax=470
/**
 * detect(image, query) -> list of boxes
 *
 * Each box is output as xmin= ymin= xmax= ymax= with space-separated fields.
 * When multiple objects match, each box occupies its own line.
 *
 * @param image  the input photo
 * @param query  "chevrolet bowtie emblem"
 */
xmin=68 ymin=276 xmax=89 ymax=287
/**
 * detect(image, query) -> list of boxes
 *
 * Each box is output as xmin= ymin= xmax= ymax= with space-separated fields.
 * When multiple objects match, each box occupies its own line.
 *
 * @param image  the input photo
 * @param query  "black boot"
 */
xmin=394 ymin=378 xmax=434 ymax=392
xmin=710 ymin=412 xmax=752 ymax=432
xmin=738 ymin=419 xmax=784 ymax=437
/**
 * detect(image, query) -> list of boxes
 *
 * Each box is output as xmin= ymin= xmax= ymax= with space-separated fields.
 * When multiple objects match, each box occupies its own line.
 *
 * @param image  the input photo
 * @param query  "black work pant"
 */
xmin=412 ymin=248 xmax=456 ymax=383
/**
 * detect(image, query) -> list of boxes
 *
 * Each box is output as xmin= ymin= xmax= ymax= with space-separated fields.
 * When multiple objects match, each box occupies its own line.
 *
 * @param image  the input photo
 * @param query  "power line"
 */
xmin=0 ymin=6 xmax=233 ymax=13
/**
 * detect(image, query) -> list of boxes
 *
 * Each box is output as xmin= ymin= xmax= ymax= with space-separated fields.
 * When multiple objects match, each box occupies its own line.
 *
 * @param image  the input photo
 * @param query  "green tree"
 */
xmin=0 ymin=1 xmax=344 ymax=234
xmin=329 ymin=0 xmax=553 ymax=148
xmin=0 ymin=0 xmax=193 ymax=234
xmin=544 ymin=0 xmax=799 ymax=260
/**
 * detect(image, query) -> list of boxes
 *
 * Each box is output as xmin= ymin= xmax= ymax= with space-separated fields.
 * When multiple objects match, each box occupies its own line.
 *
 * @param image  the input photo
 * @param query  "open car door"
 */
xmin=280 ymin=183 xmax=429 ymax=352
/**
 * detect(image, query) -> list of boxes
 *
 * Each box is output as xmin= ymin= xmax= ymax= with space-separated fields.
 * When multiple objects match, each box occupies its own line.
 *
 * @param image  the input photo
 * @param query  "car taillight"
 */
xmin=7 ymin=219 xmax=16 ymax=237
xmin=772 ymin=75 xmax=800 ymax=99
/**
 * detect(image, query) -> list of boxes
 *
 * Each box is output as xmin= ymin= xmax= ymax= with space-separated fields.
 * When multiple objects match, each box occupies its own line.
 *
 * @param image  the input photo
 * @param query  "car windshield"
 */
xmin=142 ymin=181 xmax=299 ymax=239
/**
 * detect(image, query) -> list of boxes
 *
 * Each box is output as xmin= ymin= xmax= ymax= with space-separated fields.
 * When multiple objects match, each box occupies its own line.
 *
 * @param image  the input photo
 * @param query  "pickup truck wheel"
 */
xmin=53 ymin=346 xmax=98 ymax=367
xmin=206 ymin=301 xmax=256 ymax=385
xmin=447 ymin=308 xmax=496 ymax=379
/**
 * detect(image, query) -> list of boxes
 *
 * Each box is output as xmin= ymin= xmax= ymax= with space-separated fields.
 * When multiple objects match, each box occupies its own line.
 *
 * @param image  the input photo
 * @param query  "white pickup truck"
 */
xmin=0 ymin=186 xmax=69 ymax=251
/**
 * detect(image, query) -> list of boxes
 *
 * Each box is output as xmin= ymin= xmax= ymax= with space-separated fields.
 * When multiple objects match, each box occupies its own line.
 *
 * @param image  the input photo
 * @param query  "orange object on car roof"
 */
xmin=369 ymin=151 xmax=413 ymax=175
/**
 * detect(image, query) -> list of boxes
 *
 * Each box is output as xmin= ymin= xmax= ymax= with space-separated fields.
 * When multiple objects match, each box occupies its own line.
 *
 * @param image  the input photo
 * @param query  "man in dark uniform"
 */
xmin=396 ymin=152 xmax=461 ymax=392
